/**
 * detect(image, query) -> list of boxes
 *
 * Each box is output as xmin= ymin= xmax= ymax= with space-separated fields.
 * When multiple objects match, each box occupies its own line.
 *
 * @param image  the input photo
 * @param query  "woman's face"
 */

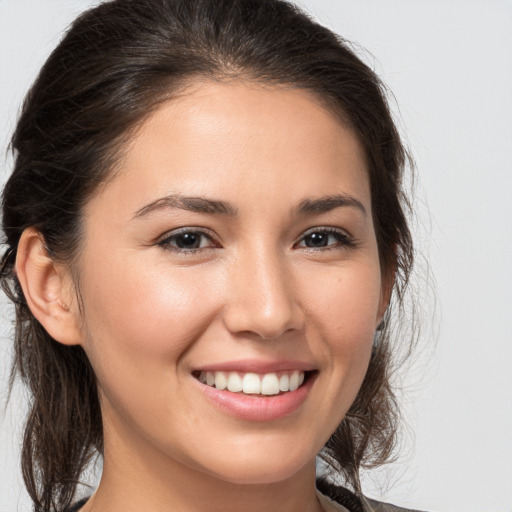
xmin=74 ymin=81 xmax=387 ymax=484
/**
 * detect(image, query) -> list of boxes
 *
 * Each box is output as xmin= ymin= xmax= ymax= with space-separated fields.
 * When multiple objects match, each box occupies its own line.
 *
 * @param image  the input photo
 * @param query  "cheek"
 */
xmin=75 ymin=255 xmax=226 ymax=451
xmin=305 ymin=261 xmax=382 ymax=333
xmin=302 ymin=261 xmax=381 ymax=375
xmin=78 ymin=253 xmax=222 ymax=379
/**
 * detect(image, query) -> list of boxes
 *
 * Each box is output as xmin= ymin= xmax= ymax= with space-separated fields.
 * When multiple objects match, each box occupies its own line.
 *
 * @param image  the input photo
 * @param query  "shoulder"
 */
xmin=316 ymin=478 xmax=428 ymax=512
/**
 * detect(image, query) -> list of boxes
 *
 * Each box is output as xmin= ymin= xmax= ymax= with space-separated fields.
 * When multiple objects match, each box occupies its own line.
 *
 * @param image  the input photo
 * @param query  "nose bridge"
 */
xmin=223 ymin=242 xmax=303 ymax=339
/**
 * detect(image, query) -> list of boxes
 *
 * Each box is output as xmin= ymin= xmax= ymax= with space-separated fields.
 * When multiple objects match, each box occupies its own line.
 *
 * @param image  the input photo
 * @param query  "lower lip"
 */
xmin=194 ymin=373 xmax=316 ymax=422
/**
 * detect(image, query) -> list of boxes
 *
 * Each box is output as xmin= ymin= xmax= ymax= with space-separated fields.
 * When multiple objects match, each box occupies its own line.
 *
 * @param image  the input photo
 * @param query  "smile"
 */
xmin=197 ymin=370 xmax=305 ymax=395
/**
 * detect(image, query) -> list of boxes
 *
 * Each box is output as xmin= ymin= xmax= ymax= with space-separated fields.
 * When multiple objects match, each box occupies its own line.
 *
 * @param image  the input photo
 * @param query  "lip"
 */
xmin=193 ymin=366 xmax=317 ymax=422
xmin=193 ymin=359 xmax=316 ymax=374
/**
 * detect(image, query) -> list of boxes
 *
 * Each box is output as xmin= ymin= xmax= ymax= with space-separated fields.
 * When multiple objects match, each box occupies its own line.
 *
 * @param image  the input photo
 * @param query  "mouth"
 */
xmin=192 ymin=365 xmax=318 ymax=421
xmin=192 ymin=370 xmax=314 ymax=396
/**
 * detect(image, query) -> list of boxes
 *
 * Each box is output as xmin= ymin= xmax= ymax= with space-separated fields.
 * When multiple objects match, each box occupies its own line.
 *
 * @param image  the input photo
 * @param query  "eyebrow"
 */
xmin=133 ymin=194 xmax=238 ymax=219
xmin=296 ymin=195 xmax=367 ymax=217
xmin=133 ymin=193 xmax=366 ymax=219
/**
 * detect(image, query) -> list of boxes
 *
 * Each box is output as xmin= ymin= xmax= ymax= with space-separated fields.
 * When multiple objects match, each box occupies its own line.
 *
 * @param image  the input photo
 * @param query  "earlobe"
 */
xmin=15 ymin=228 xmax=82 ymax=346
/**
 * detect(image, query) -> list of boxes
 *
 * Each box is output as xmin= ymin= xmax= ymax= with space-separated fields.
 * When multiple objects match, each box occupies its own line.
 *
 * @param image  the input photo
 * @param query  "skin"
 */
xmin=17 ymin=81 xmax=389 ymax=512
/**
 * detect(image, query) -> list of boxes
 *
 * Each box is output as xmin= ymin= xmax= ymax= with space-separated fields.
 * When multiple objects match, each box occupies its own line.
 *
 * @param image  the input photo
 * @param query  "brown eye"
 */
xmin=173 ymin=232 xmax=202 ymax=249
xmin=296 ymin=228 xmax=355 ymax=250
xmin=303 ymin=232 xmax=329 ymax=248
xmin=158 ymin=229 xmax=217 ymax=251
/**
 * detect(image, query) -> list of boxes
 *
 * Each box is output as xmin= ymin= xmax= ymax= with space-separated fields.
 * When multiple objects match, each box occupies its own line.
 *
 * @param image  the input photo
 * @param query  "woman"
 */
xmin=1 ymin=1 xmax=419 ymax=511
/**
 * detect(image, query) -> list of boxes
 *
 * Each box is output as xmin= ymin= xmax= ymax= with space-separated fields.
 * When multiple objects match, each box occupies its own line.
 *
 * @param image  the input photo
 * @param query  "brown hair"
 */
xmin=1 ymin=0 xmax=413 ymax=510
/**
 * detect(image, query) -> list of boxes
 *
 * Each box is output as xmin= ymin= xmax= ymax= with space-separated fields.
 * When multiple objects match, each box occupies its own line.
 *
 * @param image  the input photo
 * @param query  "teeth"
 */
xmin=279 ymin=374 xmax=289 ymax=392
xmin=198 ymin=370 xmax=306 ymax=395
xmin=261 ymin=374 xmax=280 ymax=395
xmin=214 ymin=371 xmax=227 ymax=391
xmin=227 ymin=372 xmax=243 ymax=392
xmin=289 ymin=371 xmax=300 ymax=391
xmin=242 ymin=373 xmax=261 ymax=394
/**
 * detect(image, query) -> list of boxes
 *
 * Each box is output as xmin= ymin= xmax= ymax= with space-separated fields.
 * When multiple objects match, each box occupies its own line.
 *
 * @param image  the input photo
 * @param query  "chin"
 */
xmin=211 ymin=463 xmax=308 ymax=486
xmin=193 ymin=443 xmax=316 ymax=486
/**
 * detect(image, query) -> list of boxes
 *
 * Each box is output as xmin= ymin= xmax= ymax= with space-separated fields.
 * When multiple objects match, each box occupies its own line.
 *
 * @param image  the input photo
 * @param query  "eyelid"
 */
xmin=300 ymin=226 xmax=352 ymax=238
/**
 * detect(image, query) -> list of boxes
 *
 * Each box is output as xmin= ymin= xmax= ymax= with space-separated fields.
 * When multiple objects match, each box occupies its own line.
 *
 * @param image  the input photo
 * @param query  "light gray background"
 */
xmin=1 ymin=1 xmax=511 ymax=511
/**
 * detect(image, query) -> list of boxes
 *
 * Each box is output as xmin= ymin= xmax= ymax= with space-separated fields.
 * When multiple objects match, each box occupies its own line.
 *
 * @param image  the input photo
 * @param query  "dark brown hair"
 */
xmin=1 ymin=1 xmax=413 ymax=510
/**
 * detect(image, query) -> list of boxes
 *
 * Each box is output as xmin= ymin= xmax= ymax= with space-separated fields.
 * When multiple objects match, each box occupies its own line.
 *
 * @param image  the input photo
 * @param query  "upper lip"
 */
xmin=193 ymin=359 xmax=316 ymax=374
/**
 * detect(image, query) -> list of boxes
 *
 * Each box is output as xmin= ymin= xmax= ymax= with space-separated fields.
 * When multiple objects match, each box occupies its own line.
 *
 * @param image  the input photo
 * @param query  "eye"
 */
xmin=157 ymin=228 xmax=218 ymax=252
xmin=295 ymin=228 xmax=356 ymax=250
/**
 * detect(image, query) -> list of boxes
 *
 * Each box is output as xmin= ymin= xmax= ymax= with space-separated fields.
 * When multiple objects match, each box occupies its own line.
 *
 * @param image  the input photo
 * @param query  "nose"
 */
xmin=222 ymin=249 xmax=305 ymax=340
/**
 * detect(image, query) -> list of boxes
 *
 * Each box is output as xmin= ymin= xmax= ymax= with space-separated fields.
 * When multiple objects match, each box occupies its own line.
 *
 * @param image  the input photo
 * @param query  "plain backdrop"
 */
xmin=1 ymin=1 xmax=511 ymax=511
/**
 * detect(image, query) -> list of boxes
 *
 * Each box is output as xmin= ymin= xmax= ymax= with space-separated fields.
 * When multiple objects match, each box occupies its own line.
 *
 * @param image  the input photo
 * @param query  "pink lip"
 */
xmin=193 ymin=369 xmax=317 ymax=422
xmin=194 ymin=359 xmax=316 ymax=374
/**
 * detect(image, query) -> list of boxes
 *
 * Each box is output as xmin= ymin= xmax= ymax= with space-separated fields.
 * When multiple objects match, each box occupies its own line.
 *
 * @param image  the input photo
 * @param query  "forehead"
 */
xmin=89 ymin=80 xmax=370 ymax=219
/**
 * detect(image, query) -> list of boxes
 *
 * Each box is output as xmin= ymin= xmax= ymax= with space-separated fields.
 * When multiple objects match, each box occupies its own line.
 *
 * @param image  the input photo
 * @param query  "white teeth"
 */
xmin=227 ymin=372 xmax=243 ymax=392
xmin=289 ymin=370 xmax=300 ymax=391
xmin=242 ymin=373 xmax=261 ymax=394
xmin=214 ymin=371 xmax=227 ymax=390
xmin=261 ymin=374 xmax=280 ymax=395
xmin=279 ymin=374 xmax=289 ymax=392
xmin=199 ymin=370 xmax=306 ymax=395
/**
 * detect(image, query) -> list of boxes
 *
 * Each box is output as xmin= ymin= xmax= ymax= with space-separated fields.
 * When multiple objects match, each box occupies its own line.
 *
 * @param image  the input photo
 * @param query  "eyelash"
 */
xmin=156 ymin=227 xmax=357 ymax=254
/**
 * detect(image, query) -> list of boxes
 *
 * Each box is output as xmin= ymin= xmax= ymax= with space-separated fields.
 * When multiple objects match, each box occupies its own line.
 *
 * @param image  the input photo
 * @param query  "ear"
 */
xmin=376 ymin=264 xmax=396 ymax=328
xmin=15 ymin=227 xmax=82 ymax=346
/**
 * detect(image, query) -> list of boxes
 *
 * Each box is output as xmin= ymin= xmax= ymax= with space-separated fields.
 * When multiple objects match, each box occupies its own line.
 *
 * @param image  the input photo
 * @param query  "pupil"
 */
xmin=306 ymin=233 xmax=327 ymax=247
xmin=177 ymin=233 xmax=199 ymax=248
